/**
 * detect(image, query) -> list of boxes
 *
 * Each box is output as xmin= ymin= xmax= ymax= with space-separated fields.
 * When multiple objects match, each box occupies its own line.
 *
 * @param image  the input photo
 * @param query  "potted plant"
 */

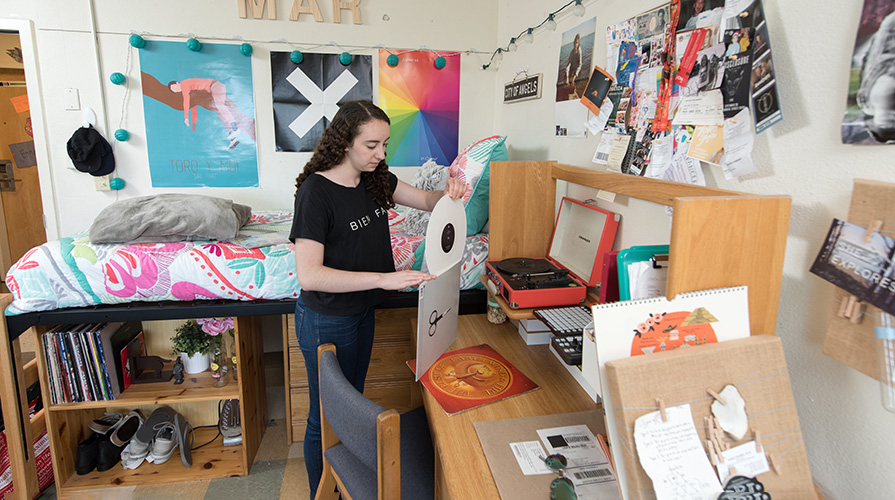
xmin=171 ymin=319 xmax=212 ymax=374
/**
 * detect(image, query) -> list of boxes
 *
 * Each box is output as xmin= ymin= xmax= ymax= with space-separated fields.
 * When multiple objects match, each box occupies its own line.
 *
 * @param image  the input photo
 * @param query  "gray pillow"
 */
xmin=403 ymin=159 xmax=449 ymax=237
xmin=89 ymin=194 xmax=252 ymax=244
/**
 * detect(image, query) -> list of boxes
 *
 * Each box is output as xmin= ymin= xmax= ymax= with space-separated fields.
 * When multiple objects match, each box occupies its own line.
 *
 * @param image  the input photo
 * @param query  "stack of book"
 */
xmin=42 ymin=321 xmax=143 ymax=404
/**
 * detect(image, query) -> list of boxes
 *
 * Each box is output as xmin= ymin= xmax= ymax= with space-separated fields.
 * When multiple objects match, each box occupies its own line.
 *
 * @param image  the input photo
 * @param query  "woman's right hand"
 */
xmin=380 ymin=270 xmax=436 ymax=290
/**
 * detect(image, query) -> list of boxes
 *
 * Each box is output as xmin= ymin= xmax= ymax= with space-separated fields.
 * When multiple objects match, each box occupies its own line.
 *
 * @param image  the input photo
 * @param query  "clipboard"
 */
xmin=616 ymin=245 xmax=669 ymax=300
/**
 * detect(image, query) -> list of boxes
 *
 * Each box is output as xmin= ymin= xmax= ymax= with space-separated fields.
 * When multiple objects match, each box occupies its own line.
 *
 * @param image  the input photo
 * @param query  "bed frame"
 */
xmin=0 ymin=288 xmax=485 ymax=498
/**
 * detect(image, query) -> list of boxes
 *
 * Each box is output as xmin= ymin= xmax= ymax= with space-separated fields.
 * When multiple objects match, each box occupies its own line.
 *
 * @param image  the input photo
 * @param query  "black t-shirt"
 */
xmin=289 ymin=172 xmax=398 ymax=315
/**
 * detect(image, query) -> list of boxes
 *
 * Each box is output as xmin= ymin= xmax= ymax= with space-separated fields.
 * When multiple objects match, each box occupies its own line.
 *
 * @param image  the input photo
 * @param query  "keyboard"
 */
xmin=534 ymin=305 xmax=592 ymax=365
xmin=534 ymin=305 xmax=592 ymax=336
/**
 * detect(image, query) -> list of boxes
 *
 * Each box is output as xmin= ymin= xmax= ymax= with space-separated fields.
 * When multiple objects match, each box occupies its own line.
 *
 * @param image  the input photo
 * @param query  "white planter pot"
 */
xmin=181 ymin=351 xmax=210 ymax=374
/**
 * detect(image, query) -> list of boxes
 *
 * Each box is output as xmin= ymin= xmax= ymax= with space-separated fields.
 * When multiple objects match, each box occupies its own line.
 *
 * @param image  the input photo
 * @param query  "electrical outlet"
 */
xmin=94 ymin=175 xmax=111 ymax=191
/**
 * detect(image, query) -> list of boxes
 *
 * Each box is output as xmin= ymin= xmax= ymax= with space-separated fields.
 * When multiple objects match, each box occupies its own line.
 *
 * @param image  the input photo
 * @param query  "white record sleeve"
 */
xmin=425 ymin=196 xmax=467 ymax=277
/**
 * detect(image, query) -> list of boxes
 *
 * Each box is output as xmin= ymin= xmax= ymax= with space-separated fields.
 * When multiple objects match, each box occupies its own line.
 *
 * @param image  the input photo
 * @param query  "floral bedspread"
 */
xmin=5 ymin=209 xmax=488 ymax=315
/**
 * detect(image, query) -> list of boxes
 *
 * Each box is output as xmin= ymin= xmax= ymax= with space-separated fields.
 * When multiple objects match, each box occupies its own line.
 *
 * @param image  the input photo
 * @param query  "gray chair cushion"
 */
xmin=325 ymin=443 xmax=377 ymax=500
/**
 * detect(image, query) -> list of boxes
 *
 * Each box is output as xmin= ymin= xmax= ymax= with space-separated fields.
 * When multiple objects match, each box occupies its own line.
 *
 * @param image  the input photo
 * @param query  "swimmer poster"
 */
xmin=842 ymin=0 xmax=895 ymax=145
xmin=140 ymin=40 xmax=258 ymax=187
xmin=810 ymin=218 xmax=895 ymax=316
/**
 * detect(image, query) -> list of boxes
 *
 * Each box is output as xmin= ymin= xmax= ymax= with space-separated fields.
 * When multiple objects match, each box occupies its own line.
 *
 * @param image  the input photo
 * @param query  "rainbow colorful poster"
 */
xmin=378 ymin=50 xmax=459 ymax=166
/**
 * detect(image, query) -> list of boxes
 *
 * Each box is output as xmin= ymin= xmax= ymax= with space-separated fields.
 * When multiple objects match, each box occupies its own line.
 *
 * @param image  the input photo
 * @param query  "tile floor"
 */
xmin=35 ymin=353 xmax=315 ymax=500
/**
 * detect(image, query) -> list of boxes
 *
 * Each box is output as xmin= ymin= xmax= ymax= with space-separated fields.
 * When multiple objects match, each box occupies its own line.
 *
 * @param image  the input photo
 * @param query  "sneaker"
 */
xmin=109 ymin=410 xmax=144 ymax=447
xmin=88 ymin=413 xmax=122 ymax=435
xmin=121 ymin=406 xmax=176 ymax=470
xmin=227 ymin=128 xmax=239 ymax=141
xmin=227 ymin=138 xmax=240 ymax=150
xmin=145 ymin=422 xmax=178 ymax=465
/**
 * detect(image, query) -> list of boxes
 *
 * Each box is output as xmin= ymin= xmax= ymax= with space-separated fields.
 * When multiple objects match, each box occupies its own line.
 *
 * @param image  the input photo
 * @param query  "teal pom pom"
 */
xmin=110 ymin=72 xmax=126 ymax=85
xmin=387 ymin=54 xmax=399 ymax=67
xmin=114 ymin=129 xmax=129 ymax=141
xmin=129 ymin=34 xmax=145 ymax=48
xmin=434 ymin=56 xmax=446 ymax=69
xmin=290 ymin=50 xmax=304 ymax=64
xmin=109 ymin=178 xmax=125 ymax=191
xmin=240 ymin=43 xmax=253 ymax=56
xmin=339 ymin=52 xmax=352 ymax=65
xmin=187 ymin=38 xmax=201 ymax=52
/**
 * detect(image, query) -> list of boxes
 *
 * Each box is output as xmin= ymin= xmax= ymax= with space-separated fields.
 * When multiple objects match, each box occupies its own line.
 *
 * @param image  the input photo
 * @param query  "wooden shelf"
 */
xmin=489 ymin=161 xmax=791 ymax=338
xmin=60 ymin=427 xmax=244 ymax=490
xmin=31 ymin=315 xmax=268 ymax=496
xmin=47 ymin=369 xmax=240 ymax=410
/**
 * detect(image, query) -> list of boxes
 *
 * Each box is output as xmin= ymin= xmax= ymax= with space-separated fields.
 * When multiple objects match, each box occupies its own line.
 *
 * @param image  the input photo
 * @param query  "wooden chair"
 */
xmin=315 ymin=343 xmax=435 ymax=500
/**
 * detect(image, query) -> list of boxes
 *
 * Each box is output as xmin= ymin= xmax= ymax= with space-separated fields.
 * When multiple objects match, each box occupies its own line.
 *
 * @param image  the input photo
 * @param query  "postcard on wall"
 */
xmin=687 ymin=124 xmax=724 ymax=164
xmin=581 ymin=66 xmax=615 ymax=116
xmin=810 ymin=219 xmax=895 ymax=316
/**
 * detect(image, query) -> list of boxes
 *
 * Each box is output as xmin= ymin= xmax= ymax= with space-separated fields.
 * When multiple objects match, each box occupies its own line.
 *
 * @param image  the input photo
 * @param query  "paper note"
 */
xmin=10 ymin=94 xmax=29 ymax=114
xmin=688 ymin=125 xmax=724 ymax=165
xmin=634 ymin=404 xmax=723 ymax=500
xmin=8 ymin=141 xmax=37 ymax=168
xmin=715 ymin=441 xmax=770 ymax=482
xmin=584 ymin=97 xmax=614 ymax=135
xmin=593 ymin=129 xmax=616 ymax=165
xmin=509 ymin=441 xmax=553 ymax=475
xmin=645 ymin=133 xmax=672 ymax=178
xmin=721 ymin=108 xmax=756 ymax=179
xmin=538 ymin=425 xmax=620 ymax=499
xmin=673 ymin=90 xmax=724 ymax=126
xmin=627 ymin=260 xmax=668 ymax=301
xmin=606 ymin=134 xmax=632 ymax=173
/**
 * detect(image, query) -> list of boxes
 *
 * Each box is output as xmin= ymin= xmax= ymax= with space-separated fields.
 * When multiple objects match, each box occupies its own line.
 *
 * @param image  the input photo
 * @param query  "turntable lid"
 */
xmin=548 ymin=197 xmax=620 ymax=286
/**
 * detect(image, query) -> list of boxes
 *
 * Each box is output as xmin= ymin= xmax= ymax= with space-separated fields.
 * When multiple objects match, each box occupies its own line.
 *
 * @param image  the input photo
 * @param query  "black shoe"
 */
xmin=96 ymin=434 xmax=126 ymax=472
xmin=76 ymin=432 xmax=101 ymax=475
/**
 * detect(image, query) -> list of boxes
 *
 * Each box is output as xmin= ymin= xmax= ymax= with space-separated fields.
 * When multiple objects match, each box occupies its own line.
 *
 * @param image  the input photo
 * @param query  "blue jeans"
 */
xmin=295 ymin=296 xmax=376 ymax=499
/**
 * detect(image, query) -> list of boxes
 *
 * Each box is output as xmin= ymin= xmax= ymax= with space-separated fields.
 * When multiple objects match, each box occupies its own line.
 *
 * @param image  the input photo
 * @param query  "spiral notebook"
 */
xmin=584 ymin=286 xmax=751 ymax=500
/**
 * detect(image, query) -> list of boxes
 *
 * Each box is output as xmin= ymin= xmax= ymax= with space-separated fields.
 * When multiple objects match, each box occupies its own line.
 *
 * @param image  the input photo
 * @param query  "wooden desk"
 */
xmin=420 ymin=314 xmax=598 ymax=500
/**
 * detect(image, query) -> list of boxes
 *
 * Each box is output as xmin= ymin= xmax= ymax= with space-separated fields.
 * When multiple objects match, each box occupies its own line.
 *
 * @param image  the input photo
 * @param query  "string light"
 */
xmin=481 ymin=0 xmax=589 ymax=70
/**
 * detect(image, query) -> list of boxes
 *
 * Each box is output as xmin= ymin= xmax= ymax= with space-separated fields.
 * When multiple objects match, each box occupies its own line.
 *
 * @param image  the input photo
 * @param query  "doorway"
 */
xmin=0 ymin=21 xmax=53 ymax=290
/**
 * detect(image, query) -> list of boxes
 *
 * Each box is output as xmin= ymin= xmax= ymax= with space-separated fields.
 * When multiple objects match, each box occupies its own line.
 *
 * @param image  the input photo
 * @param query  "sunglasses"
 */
xmin=543 ymin=453 xmax=577 ymax=500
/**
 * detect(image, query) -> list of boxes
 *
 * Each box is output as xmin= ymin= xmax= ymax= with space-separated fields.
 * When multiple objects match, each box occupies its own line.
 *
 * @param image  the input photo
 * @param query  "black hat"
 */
xmin=67 ymin=126 xmax=115 ymax=176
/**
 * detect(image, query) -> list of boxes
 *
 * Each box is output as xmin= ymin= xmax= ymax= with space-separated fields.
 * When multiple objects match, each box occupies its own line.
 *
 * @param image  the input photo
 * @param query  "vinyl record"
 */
xmin=496 ymin=258 xmax=551 ymax=275
xmin=425 ymin=196 xmax=467 ymax=276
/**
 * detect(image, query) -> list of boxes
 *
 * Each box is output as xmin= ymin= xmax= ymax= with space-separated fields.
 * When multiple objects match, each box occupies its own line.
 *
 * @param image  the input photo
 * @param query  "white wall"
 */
xmin=4 ymin=0 xmax=895 ymax=497
xmin=0 ymin=0 xmax=498 ymax=238
xmin=495 ymin=0 xmax=895 ymax=499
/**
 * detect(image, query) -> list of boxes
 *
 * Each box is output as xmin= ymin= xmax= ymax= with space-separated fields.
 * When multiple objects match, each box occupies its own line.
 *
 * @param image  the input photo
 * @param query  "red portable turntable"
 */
xmin=485 ymin=197 xmax=620 ymax=309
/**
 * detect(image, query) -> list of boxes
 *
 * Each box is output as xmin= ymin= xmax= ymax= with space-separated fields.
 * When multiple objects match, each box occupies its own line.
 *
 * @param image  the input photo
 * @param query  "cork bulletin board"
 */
xmin=821 ymin=179 xmax=895 ymax=381
xmin=605 ymin=335 xmax=815 ymax=500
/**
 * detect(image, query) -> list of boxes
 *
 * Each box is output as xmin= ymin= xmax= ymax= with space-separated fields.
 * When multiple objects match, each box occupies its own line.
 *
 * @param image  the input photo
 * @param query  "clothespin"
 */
xmin=753 ymin=429 xmax=762 ymax=453
xmin=706 ymin=440 xmax=717 ymax=466
xmin=705 ymin=416 xmax=713 ymax=441
xmin=714 ymin=437 xmax=725 ymax=463
xmin=729 ymin=466 xmax=737 ymax=477
xmin=864 ymin=220 xmax=883 ymax=242
xmin=849 ymin=299 xmax=865 ymax=324
xmin=656 ymin=398 xmax=667 ymax=422
xmin=837 ymin=296 xmax=850 ymax=318
xmin=707 ymin=388 xmax=727 ymax=405
xmin=767 ymin=453 xmax=781 ymax=474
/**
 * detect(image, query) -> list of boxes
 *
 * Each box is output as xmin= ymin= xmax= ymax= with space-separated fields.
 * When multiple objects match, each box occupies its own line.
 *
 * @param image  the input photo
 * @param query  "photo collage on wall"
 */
xmin=591 ymin=0 xmax=783 ymax=186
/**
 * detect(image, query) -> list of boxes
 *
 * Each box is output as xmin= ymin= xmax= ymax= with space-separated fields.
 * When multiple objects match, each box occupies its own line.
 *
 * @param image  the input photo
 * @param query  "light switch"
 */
xmin=63 ymin=88 xmax=80 ymax=111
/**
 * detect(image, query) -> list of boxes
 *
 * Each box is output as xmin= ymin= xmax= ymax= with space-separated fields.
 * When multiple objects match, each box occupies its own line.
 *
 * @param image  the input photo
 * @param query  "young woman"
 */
xmin=289 ymin=100 xmax=466 ymax=497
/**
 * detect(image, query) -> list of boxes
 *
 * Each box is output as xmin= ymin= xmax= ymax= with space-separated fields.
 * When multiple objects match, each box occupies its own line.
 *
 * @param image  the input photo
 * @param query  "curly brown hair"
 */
xmin=295 ymin=100 xmax=395 ymax=209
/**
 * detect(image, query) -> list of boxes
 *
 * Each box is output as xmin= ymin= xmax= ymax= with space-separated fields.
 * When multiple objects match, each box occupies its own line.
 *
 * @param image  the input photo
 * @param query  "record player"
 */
xmin=485 ymin=197 xmax=620 ymax=309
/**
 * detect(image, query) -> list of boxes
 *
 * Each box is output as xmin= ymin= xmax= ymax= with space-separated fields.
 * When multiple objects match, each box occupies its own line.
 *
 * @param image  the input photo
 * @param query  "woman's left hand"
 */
xmin=444 ymin=176 xmax=467 ymax=200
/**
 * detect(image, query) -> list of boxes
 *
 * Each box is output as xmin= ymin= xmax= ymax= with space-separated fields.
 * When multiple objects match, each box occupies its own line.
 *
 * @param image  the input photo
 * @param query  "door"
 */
xmin=0 ymin=30 xmax=46 ymax=284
